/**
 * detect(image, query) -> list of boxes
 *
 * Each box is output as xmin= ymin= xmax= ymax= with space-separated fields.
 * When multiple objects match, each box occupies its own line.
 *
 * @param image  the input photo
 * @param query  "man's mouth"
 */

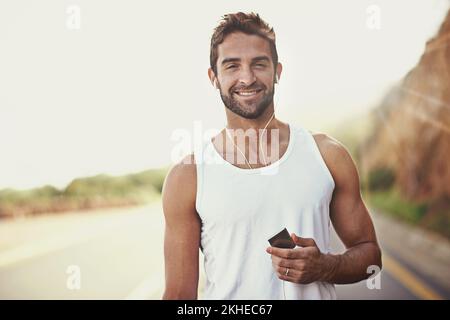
xmin=233 ymin=89 xmax=263 ymax=97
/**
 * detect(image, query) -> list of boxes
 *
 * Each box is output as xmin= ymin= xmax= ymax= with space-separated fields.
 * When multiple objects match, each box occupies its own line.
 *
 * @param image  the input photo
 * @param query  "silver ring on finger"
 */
xmin=285 ymin=268 xmax=290 ymax=276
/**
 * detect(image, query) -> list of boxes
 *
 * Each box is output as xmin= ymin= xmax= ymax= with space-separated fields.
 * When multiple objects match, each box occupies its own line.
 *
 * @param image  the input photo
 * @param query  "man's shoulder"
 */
xmin=162 ymin=153 xmax=197 ymax=202
xmin=309 ymin=131 xmax=356 ymax=176
xmin=311 ymin=132 xmax=345 ymax=156
xmin=166 ymin=152 xmax=196 ymax=181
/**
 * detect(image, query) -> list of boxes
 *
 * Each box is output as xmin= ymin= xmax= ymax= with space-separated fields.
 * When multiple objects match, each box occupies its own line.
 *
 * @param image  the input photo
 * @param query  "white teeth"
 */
xmin=236 ymin=90 xmax=259 ymax=96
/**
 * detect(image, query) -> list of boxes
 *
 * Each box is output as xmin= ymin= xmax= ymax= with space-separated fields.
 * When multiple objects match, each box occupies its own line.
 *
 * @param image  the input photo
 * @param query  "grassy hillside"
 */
xmin=0 ymin=167 xmax=168 ymax=219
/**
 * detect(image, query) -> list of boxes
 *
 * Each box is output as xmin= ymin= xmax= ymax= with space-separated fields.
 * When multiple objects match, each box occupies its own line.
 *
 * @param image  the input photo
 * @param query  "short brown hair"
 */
xmin=210 ymin=12 xmax=278 ymax=75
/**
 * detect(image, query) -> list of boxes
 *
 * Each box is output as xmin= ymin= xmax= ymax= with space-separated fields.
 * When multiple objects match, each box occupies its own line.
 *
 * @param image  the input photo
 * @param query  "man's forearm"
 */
xmin=162 ymin=287 xmax=198 ymax=300
xmin=320 ymin=242 xmax=382 ymax=284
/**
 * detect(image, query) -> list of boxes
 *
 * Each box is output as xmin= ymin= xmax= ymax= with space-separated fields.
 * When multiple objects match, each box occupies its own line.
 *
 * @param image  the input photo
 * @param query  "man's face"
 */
xmin=215 ymin=32 xmax=277 ymax=119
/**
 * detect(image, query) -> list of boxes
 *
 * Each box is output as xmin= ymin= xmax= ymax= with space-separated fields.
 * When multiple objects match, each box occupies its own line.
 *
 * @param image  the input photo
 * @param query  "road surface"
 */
xmin=0 ymin=201 xmax=448 ymax=299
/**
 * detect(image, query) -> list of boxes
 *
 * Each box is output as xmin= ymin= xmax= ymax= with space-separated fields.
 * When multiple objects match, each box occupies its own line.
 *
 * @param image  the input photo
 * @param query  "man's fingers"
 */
xmin=291 ymin=234 xmax=317 ymax=247
xmin=272 ymin=257 xmax=296 ymax=269
xmin=276 ymin=266 xmax=300 ymax=282
xmin=266 ymin=246 xmax=308 ymax=259
xmin=267 ymin=247 xmax=296 ymax=259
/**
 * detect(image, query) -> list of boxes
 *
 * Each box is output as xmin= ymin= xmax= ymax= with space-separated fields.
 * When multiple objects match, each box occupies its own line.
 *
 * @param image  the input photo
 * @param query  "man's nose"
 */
xmin=237 ymin=67 xmax=256 ymax=85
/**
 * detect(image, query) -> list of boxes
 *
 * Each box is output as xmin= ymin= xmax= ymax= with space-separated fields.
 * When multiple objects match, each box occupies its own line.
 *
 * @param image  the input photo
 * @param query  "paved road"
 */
xmin=0 ymin=201 xmax=448 ymax=299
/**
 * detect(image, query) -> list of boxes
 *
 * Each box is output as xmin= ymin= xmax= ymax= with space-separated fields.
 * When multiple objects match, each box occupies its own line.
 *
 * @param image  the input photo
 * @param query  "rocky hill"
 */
xmin=360 ymin=10 xmax=450 ymax=234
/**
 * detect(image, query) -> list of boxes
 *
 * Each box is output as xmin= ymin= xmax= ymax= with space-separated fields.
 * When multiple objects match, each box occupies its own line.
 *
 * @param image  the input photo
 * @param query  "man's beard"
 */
xmin=219 ymin=83 xmax=275 ymax=119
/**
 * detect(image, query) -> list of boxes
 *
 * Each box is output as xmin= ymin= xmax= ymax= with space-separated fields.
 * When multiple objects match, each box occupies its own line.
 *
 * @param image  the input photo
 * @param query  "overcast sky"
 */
xmin=0 ymin=0 xmax=448 ymax=190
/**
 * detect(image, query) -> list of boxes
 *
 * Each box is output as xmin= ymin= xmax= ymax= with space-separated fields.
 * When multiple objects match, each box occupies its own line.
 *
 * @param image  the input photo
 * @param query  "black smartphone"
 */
xmin=268 ymin=228 xmax=296 ymax=249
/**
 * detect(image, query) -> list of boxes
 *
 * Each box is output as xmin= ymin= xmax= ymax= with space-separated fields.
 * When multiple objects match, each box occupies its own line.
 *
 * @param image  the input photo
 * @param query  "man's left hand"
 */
xmin=266 ymin=233 xmax=330 ymax=284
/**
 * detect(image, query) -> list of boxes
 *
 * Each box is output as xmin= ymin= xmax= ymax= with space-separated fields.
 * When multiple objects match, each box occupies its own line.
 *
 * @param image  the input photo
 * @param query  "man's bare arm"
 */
xmin=267 ymin=134 xmax=382 ymax=285
xmin=316 ymin=134 xmax=382 ymax=284
xmin=161 ymin=154 xmax=201 ymax=299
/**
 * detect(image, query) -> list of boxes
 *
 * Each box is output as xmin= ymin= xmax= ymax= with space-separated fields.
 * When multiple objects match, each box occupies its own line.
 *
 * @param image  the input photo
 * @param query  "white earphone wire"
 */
xmin=223 ymin=75 xmax=280 ymax=169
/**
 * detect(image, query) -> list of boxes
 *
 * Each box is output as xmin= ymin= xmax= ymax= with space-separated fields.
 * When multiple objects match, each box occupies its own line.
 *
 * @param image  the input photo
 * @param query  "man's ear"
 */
xmin=275 ymin=62 xmax=283 ymax=83
xmin=208 ymin=68 xmax=218 ymax=89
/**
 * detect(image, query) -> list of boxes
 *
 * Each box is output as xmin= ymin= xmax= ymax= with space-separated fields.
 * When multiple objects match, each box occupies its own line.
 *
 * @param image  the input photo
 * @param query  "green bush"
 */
xmin=422 ymin=211 xmax=450 ymax=239
xmin=368 ymin=188 xmax=428 ymax=224
xmin=368 ymin=167 xmax=395 ymax=191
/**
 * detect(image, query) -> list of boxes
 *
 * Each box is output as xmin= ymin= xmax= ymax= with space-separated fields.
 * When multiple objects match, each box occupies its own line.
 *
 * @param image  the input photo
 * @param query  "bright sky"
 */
xmin=0 ymin=0 xmax=448 ymax=190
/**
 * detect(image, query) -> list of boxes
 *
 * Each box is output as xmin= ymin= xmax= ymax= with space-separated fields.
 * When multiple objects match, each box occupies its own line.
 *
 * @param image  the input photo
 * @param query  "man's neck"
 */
xmin=224 ymin=107 xmax=280 ymax=132
xmin=213 ymin=108 xmax=289 ymax=168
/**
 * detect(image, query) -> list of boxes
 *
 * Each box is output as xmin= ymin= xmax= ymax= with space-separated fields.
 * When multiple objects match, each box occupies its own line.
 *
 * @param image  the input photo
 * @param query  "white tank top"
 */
xmin=193 ymin=123 xmax=337 ymax=300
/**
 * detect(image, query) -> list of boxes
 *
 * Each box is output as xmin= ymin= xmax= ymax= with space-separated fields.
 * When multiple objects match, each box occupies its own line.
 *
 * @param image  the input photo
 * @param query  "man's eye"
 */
xmin=255 ymin=64 xmax=266 ymax=67
xmin=226 ymin=65 xmax=237 ymax=69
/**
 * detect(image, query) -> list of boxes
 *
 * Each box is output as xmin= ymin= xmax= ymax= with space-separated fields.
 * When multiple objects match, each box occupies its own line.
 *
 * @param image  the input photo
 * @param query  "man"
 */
xmin=162 ymin=12 xmax=382 ymax=299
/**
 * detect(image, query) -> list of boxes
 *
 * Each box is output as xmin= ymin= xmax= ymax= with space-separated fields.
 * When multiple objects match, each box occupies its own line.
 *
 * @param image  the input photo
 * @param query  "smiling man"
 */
xmin=162 ymin=12 xmax=382 ymax=300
